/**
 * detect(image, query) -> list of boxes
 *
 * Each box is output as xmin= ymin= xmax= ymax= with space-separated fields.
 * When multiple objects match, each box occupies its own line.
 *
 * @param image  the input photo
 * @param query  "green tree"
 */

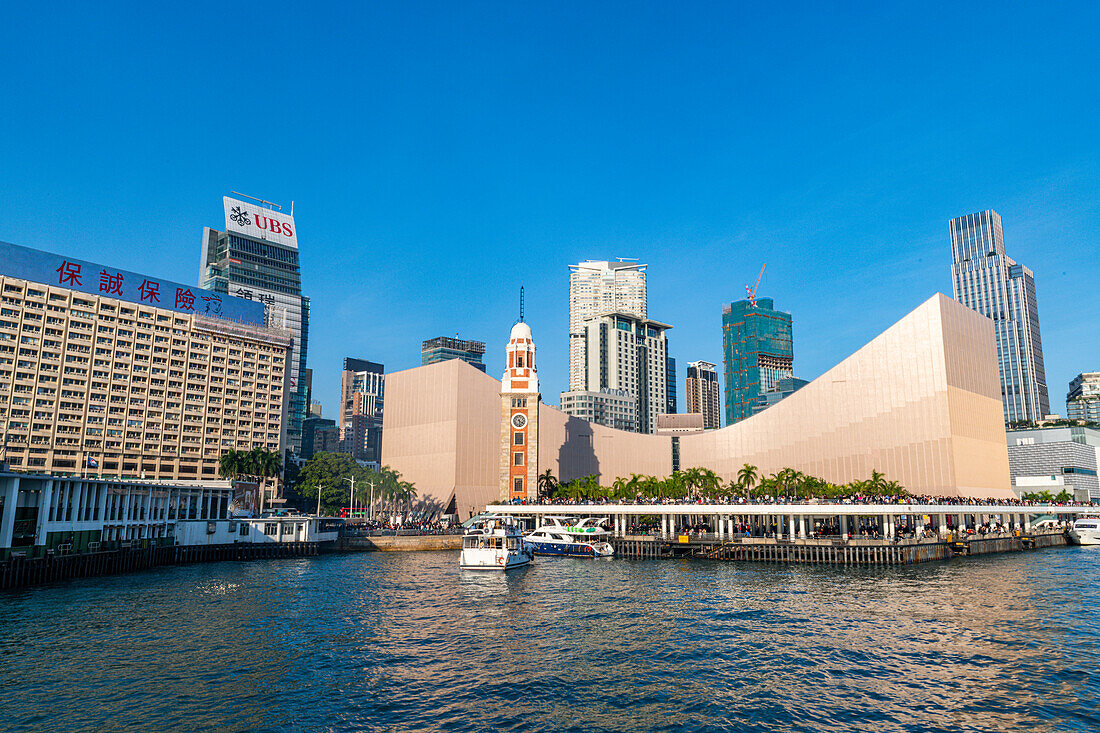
xmin=538 ymin=469 xmax=558 ymax=500
xmin=737 ymin=463 xmax=759 ymax=501
xmin=294 ymin=452 xmax=371 ymax=515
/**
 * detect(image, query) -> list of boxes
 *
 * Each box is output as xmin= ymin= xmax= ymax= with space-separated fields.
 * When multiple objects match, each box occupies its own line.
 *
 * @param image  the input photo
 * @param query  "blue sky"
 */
xmin=1 ymin=2 xmax=1097 ymax=420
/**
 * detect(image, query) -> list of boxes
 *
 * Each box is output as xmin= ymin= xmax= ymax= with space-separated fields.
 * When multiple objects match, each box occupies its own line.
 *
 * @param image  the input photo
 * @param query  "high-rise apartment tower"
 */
xmin=950 ymin=210 xmax=1049 ymax=423
xmin=562 ymin=311 xmax=670 ymax=434
xmin=200 ymin=196 xmax=310 ymax=453
xmin=686 ymin=361 xmax=720 ymax=429
xmin=568 ymin=260 xmax=646 ymax=390
xmin=722 ymin=298 xmax=793 ymax=425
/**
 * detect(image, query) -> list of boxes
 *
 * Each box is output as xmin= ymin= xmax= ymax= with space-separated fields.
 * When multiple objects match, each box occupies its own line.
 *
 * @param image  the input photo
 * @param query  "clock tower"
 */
xmin=500 ymin=317 xmax=540 ymax=502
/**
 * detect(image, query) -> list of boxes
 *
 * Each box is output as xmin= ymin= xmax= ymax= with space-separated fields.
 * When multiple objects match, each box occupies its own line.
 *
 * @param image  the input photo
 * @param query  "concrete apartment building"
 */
xmin=1067 ymin=372 xmax=1100 ymax=423
xmin=685 ymin=360 xmax=720 ymax=429
xmin=568 ymin=260 xmax=647 ymax=391
xmin=0 ymin=241 xmax=290 ymax=482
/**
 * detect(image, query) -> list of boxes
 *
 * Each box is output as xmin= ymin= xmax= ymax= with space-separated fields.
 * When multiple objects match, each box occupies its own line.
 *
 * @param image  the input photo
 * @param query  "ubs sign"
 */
xmin=223 ymin=196 xmax=298 ymax=249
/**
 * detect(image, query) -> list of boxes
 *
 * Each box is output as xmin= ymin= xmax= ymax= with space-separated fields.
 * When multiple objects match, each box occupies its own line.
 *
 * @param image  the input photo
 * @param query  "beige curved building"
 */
xmin=382 ymin=293 xmax=1013 ymax=518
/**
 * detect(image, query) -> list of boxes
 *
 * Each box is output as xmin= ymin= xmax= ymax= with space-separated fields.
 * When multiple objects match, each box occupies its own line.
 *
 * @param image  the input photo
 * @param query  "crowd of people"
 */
xmin=510 ymin=493 xmax=1091 ymax=508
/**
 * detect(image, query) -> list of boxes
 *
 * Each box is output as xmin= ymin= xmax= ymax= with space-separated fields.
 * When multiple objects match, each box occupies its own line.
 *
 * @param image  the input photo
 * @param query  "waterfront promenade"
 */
xmin=494 ymin=501 xmax=1090 ymax=564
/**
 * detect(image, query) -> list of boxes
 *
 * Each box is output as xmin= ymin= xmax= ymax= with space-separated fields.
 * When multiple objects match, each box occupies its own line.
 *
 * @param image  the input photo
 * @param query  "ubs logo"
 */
xmin=229 ymin=206 xmax=251 ymax=226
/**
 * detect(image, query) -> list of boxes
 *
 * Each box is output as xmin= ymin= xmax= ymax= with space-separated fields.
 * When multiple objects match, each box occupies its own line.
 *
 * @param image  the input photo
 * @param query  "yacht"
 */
xmin=460 ymin=515 xmax=534 ymax=571
xmin=525 ymin=516 xmax=615 ymax=557
xmin=1068 ymin=517 xmax=1100 ymax=546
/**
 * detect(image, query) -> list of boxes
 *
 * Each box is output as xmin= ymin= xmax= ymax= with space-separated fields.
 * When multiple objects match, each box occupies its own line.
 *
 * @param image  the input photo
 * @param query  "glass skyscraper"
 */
xmin=200 ymin=196 xmax=311 ymax=454
xmin=722 ymin=298 xmax=793 ymax=425
xmin=950 ymin=210 xmax=1049 ymax=424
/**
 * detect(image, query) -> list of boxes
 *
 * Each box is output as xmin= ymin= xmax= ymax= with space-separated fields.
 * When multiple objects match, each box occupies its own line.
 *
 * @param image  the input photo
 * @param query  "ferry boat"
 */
xmin=1068 ymin=517 xmax=1100 ymax=546
xmin=525 ymin=516 xmax=615 ymax=557
xmin=459 ymin=515 xmax=534 ymax=571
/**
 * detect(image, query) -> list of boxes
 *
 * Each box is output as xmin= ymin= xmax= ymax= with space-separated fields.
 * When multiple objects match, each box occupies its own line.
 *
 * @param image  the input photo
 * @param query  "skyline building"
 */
xmin=667 ymin=356 xmax=677 ymax=415
xmin=568 ymin=260 xmax=647 ymax=390
xmin=0 ymin=240 xmax=289 ymax=485
xmin=950 ymin=210 xmax=1049 ymax=423
xmin=562 ymin=311 xmax=670 ymax=434
xmin=200 ymin=195 xmax=310 ymax=454
xmin=421 ymin=336 xmax=486 ymax=372
xmin=339 ymin=358 xmax=385 ymax=466
xmin=1067 ymin=372 xmax=1100 ymax=423
xmin=686 ymin=360 xmax=721 ymax=430
xmin=722 ymin=297 xmax=793 ymax=425
xmin=559 ymin=388 xmax=638 ymax=432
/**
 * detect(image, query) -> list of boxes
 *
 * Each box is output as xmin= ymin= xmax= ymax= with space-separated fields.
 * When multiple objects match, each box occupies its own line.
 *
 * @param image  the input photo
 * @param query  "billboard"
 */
xmin=0 ymin=240 xmax=265 ymax=325
xmin=223 ymin=196 xmax=298 ymax=249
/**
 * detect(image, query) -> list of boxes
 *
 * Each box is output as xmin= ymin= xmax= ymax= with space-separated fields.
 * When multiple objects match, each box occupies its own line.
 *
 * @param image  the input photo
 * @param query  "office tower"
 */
xmin=340 ymin=358 xmax=384 ymax=465
xmin=686 ymin=361 xmax=720 ymax=429
xmin=301 ymin=415 xmax=338 ymax=459
xmin=723 ymin=298 xmax=793 ymax=425
xmin=1068 ymin=373 xmax=1100 ymax=423
xmin=0 ymin=241 xmax=289 ymax=481
xmin=421 ymin=336 xmax=486 ymax=372
xmin=200 ymin=195 xmax=310 ymax=453
xmin=561 ymin=311 xmax=670 ymax=433
xmin=568 ymin=260 xmax=646 ymax=390
xmin=950 ymin=210 xmax=1049 ymax=423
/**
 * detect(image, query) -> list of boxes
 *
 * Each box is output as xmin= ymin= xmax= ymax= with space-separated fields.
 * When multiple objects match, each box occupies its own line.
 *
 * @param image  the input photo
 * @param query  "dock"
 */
xmin=495 ymin=502 xmax=1087 ymax=565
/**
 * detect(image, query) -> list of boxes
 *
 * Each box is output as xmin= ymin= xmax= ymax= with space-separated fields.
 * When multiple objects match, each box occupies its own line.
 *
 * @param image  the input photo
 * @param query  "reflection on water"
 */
xmin=1 ymin=549 xmax=1099 ymax=732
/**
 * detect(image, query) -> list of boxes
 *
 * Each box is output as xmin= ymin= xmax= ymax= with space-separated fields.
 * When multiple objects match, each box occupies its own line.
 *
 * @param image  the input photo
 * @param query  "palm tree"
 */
xmin=737 ymin=464 xmax=758 ymax=501
xmin=218 ymin=451 xmax=241 ymax=481
xmin=537 ymin=469 xmax=557 ymax=500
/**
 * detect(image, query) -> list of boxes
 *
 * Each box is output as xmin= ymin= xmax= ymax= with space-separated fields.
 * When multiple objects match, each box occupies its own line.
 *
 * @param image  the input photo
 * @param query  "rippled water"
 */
xmin=1 ymin=547 xmax=1099 ymax=732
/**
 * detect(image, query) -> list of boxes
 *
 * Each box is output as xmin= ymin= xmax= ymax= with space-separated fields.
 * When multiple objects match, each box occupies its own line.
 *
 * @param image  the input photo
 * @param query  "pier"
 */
xmin=494 ymin=502 xmax=1088 ymax=565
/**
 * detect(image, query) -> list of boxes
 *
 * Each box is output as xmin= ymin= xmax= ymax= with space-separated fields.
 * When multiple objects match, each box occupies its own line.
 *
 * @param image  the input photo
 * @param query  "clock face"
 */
xmin=511 ymin=413 xmax=528 ymax=430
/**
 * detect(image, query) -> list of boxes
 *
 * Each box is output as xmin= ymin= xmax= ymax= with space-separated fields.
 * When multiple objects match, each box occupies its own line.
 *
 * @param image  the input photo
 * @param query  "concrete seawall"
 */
xmin=342 ymin=534 xmax=463 ymax=552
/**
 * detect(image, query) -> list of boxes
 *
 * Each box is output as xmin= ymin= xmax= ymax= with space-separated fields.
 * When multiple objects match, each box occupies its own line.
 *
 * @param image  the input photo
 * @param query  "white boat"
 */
xmin=525 ymin=516 xmax=615 ymax=557
xmin=460 ymin=515 xmax=534 ymax=571
xmin=1068 ymin=517 xmax=1100 ymax=546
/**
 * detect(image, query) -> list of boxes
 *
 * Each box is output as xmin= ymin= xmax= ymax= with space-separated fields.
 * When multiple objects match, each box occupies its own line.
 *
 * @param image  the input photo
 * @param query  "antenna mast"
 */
xmin=519 ymin=286 xmax=525 ymax=322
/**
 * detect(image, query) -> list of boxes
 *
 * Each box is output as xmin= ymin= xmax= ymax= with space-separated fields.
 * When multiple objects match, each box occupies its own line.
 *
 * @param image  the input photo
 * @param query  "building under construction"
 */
xmin=722 ymin=298 xmax=793 ymax=425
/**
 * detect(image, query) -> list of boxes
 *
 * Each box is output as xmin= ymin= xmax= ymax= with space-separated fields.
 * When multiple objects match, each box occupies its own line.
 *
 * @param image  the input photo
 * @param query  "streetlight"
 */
xmin=344 ymin=476 xmax=356 ymax=521
xmin=315 ymin=483 xmax=324 ymax=517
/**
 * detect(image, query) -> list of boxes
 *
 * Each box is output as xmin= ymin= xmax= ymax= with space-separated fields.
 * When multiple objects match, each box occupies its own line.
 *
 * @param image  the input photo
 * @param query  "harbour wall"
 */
xmin=0 ymin=541 xmax=325 ymax=591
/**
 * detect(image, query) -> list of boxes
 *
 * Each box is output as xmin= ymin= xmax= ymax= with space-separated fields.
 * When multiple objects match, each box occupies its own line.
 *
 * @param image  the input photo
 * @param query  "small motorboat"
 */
xmin=460 ymin=515 xmax=534 ymax=570
xmin=525 ymin=516 xmax=615 ymax=557
xmin=1068 ymin=517 xmax=1100 ymax=546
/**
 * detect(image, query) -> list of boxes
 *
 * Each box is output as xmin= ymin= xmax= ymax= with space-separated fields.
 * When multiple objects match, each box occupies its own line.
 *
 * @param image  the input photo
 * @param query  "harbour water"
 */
xmin=1 ymin=548 xmax=1098 ymax=732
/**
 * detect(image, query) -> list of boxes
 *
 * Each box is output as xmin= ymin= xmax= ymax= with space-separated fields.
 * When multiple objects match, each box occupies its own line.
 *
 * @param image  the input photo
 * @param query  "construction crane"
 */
xmin=745 ymin=264 xmax=766 ymax=308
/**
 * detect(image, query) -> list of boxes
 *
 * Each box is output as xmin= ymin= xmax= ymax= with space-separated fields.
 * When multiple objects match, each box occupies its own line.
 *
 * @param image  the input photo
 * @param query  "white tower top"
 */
xmin=502 ymin=320 xmax=538 ymax=394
